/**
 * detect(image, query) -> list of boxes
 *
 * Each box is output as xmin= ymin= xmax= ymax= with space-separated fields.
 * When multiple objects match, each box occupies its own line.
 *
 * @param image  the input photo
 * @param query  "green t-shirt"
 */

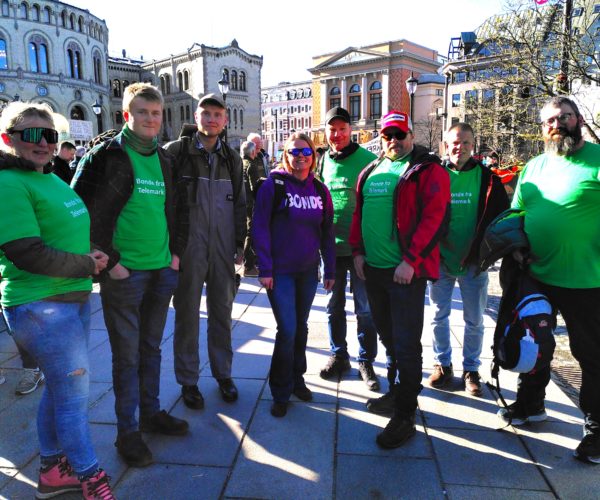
xmin=113 ymin=146 xmax=171 ymax=270
xmin=322 ymin=146 xmax=376 ymax=256
xmin=361 ymin=157 xmax=410 ymax=268
xmin=512 ymin=142 xmax=600 ymax=288
xmin=0 ymin=169 xmax=92 ymax=307
xmin=441 ymin=165 xmax=481 ymax=275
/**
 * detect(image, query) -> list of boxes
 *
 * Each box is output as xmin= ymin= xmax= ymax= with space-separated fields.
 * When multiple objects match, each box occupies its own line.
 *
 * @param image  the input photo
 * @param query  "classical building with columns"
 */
xmin=308 ymin=39 xmax=443 ymax=146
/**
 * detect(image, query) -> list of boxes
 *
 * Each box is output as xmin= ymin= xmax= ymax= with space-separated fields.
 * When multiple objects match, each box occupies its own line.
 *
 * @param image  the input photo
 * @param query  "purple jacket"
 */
xmin=252 ymin=170 xmax=335 ymax=279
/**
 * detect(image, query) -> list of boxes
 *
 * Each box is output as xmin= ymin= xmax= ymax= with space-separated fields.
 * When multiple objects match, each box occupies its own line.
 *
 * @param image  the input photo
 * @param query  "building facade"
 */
xmin=308 ymin=39 xmax=443 ymax=147
xmin=260 ymin=80 xmax=313 ymax=158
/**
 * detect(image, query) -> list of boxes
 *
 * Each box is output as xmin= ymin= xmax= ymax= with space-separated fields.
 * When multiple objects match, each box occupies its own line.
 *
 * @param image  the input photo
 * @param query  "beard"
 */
xmin=544 ymin=125 xmax=582 ymax=156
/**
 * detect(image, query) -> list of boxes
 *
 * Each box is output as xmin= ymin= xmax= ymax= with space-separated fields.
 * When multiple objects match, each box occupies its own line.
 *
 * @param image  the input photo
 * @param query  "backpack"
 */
xmin=254 ymin=172 xmax=328 ymax=217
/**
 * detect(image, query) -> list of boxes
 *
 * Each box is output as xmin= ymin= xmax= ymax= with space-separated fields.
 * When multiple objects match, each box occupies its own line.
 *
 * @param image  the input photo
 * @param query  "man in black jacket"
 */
xmin=48 ymin=141 xmax=76 ymax=184
xmin=72 ymin=83 xmax=189 ymax=468
xmin=427 ymin=122 xmax=508 ymax=396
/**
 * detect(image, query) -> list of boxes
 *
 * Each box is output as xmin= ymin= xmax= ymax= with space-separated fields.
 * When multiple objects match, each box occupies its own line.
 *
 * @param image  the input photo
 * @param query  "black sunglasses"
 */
xmin=287 ymin=147 xmax=313 ymax=157
xmin=8 ymin=127 xmax=59 ymax=144
xmin=381 ymin=131 xmax=407 ymax=141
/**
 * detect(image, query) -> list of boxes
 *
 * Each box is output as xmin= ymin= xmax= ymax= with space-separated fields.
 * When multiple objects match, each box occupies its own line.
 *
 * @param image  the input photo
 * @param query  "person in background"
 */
xmin=241 ymin=138 xmax=260 ymax=277
xmin=0 ymin=101 xmax=115 ymax=499
xmin=50 ymin=140 xmax=77 ymax=184
xmin=252 ymin=132 xmax=336 ymax=418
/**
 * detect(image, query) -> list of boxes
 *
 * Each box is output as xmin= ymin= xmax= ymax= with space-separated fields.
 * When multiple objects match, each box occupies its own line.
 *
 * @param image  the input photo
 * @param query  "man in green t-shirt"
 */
xmin=428 ymin=123 xmax=508 ymax=396
xmin=500 ymin=96 xmax=600 ymax=465
xmin=73 ymin=83 xmax=190 ymax=468
xmin=317 ymin=107 xmax=379 ymax=391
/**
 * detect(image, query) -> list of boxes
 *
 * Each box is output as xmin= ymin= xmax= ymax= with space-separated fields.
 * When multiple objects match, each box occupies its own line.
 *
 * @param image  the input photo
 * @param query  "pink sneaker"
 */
xmin=36 ymin=456 xmax=81 ymax=499
xmin=82 ymin=469 xmax=116 ymax=500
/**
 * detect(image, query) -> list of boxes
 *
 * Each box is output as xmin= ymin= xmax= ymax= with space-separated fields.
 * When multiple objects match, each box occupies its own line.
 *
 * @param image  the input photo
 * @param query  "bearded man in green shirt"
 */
xmin=499 ymin=96 xmax=600 ymax=465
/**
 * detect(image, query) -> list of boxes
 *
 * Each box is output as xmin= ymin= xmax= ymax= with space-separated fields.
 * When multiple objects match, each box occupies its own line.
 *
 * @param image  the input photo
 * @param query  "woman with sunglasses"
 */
xmin=0 ymin=102 xmax=116 ymax=499
xmin=252 ymin=132 xmax=336 ymax=417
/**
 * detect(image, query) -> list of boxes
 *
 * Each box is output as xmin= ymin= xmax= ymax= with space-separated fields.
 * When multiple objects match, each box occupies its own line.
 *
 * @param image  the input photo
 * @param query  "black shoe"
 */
xmin=497 ymin=401 xmax=547 ymax=426
xmin=463 ymin=371 xmax=483 ymax=397
xmin=217 ymin=378 xmax=238 ymax=403
xmin=140 ymin=410 xmax=189 ymax=436
xmin=271 ymin=402 xmax=288 ymax=418
xmin=319 ymin=356 xmax=351 ymax=380
xmin=366 ymin=391 xmax=396 ymax=416
xmin=182 ymin=385 xmax=205 ymax=410
xmin=574 ymin=432 xmax=600 ymax=464
xmin=115 ymin=431 xmax=153 ymax=467
xmin=376 ymin=415 xmax=417 ymax=449
xmin=293 ymin=385 xmax=313 ymax=402
xmin=358 ymin=361 xmax=380 ymax=391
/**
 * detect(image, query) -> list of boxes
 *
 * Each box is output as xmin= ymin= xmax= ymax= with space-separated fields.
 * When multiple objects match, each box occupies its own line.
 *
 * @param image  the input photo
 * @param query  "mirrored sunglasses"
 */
xmin=287 ymin=147 xmax=313 ymax=157
xmin=8 ymin=127 xmax=59 ymax=144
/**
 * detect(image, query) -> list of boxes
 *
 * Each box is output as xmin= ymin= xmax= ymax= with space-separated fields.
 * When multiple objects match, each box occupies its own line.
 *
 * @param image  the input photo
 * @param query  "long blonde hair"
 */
xmin=281 ymin=132 xmax=317 ymax=173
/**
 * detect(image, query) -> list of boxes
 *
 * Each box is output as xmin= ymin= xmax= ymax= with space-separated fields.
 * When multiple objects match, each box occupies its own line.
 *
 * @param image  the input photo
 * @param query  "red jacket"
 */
xmin=350 ymin=145 xmax=451 ymax=280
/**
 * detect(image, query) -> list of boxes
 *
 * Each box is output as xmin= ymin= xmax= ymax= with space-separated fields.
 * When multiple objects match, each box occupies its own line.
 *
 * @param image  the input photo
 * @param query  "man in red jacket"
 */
xmin=350 ymin=110 xmax=450 ymax=448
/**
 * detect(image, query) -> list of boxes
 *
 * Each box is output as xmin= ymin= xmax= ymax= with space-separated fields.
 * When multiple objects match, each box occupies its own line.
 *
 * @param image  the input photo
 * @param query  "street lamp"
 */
xmin=91 ymin=98 xmax=103 ymax=134
xmin=271 ymin=108 xmax=279 ymax=159
xmin=405 ymin=71 xmax=418 ymax=119
xmin=218 ymin=70 xmax=230 ymax=143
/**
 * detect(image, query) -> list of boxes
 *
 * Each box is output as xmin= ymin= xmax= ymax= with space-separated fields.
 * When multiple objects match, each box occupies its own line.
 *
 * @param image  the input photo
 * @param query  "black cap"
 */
xmin=325 ymin=107 xmax=351 ymax=124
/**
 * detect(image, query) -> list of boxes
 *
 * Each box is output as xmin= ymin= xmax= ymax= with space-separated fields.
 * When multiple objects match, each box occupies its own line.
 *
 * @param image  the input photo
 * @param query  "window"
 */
xmin=180 ymin=106 xmax=184 ymax=121
xmin=113 ymin=79 xmax=122 ymax=98
xmin=330 ymin=86 xmax=340 ymax=95
xmin=465 ymin=89 xmax=478 ymax=104
xmin=67 ymin=43 xmax=83 ymax=79
xmin=184 ymin=70 xmax=189 ymax=90
xmin=0 ymin=39 xmax=7 ymax=69
xmin=594 ymin=4 xmax=600 ymax=14
xmin=185 ymin=105 xmax=190 ymax=121
xmin=572 ymin=7 xmax=583 ymax=17
xmin=451 ymin=93 xmax=461 ymax=107
xmin=32 ymin=4 xmax=39 ymax=21
xmin=330 ymin=97 xmax=341 ymax=108
xmin=78 ymin=16 xmax=84 ymax=32
xmin=29 ymin=37 xmax=49 ymax=73
xmin=160 ymin=74 xmax=171 ymax=94
xmin=19 ymin=2 xmax=28 ymax=19
xmin=436 ymin=89 xmax=444 ymax=96
xmin=369 ymin=81 xmax=382 ymax=119
xmin=482 ymin=89 xmax=495 ymax=103
xmin=115 ymin=111 xmax=123 ymax=125
xmin=231 ymin=70 xmax=238 ymax=90
xmin=70 ymin=106 xmax=84 ymax=120
xmin=177 ymin=71 xmax=183 ymax=90
xmin=233 ymin=109 xmax=237 ymax=129
xmin=93 ymin=52 xmax=102 ymax=84
xmin=239 ymin=71 xmax=246 ymax=91
xmin=348 ymin=84 xmax=361 ymax=121
xmin=42 ymin=6 xmax=50 ymax=22
xmin=453 ymin=72 xmax=467 ymax=83
xmin=61 ymin=10 xmax=67 ymax=27
xmin=69 ymin=13 xmax=75 ymax=29
xmin=1 ymin=1 xmax=9 ymax=17
xmin=240 ymin=109 xmax=243 ymax=129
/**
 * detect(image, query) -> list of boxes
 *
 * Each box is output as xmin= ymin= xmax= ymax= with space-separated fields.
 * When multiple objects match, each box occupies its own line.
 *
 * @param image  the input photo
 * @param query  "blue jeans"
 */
xmin=3 ymin=300 xmax=98 ymax=477
xmin=429 ymin=266 xmax=488 ymax=371
xmin=364 ymin=265 xmax=426 ymax=418
xmin=267 ymin=269 xmax=318 ymax=403
xmin=327 ymin=256 xmax=377 ymax=362
xmin=100 ymin=267 xmax=178 ymax=435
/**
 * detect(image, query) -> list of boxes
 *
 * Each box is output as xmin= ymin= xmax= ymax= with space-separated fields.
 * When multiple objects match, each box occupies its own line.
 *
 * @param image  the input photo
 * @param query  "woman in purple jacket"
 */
xmin=252 ymin=132 xmax=336 ymax=417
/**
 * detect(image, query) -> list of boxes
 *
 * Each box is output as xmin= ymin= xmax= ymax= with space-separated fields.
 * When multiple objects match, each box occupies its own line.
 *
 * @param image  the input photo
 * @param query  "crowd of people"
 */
xmin=0 ymin=85 xmax=598 ymax=499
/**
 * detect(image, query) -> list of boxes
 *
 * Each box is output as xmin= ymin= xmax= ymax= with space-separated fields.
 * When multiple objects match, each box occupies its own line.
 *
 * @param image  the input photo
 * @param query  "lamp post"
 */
xmin=271 ymin=107 xmax=279 ymax=159
xmin=91 ymin=98 xmax=103 ymax=134
xmin=218 ymin=70 xmax=230 ymax=143
xmin=405 ymin=71 xmax=418 ymax=119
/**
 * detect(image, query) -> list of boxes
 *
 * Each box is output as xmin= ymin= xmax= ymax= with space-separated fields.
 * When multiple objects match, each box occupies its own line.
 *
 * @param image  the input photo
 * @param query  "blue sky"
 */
xmin=73 ymin=0 xmax=506 ymax=86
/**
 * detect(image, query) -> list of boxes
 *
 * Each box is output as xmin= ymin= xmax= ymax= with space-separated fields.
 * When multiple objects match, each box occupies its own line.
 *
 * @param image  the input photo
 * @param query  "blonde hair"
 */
xmin=122 ymin=82 xmax=163 ymax=113
xmin=0 ymin=101 xmax=55 ymax=152
xmin=281 ymin=132 xmax=317 ymax=172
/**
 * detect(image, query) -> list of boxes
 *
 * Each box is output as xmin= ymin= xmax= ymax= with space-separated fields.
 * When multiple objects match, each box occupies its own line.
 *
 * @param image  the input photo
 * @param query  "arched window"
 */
xmin=19 ymin=2 xmax=28 ymax=19
xmin=369 ymin=81 xmax=382 ymax=120
xmin=115 ymin=111 xmax=123 ymax=125
xmin=231 ymin=70 xmax=238 ymax=90
xmin=227 ymin=107 xmax=231 ymax=125
xmin=240 ymin=109 xmax=243 ymax=130
xmin=70 ymin=106 xmax=84 ymax=120
xmin=29 ymin=36 xmax=49 ymax=73
xmin=239 ymin=71 xmax=246 ymax=91
xmin=32 ymin=4 xmax=39 ymax=21
xmin=61 ymin=10 xmax=67 ymax=27
xmin=67 ymin=42 xmax=83 ymax=79
xmin=348 ymin=84 xmax=361 ymax=121
xmin=42 ymin=6 xmax=50 ymax=23
xmin=165 ymin=74 xmax=171 ymax=94
xmin=184 ymin=71 xmax=189 ymax=90
xmin=233 ymin=108 xmax=237 ymax=129
xmin=1 ymin=1 xmax=9 ymax=17
xmin=180 ymin=106 xmax=184 ymax=121
xmin=185 ymin=105 xmax=190 ymax=121
xmin=167 ymin=108 xmax=172 ymax=124
xmin=0 ymin=39 xmax=7 ymax=69
xmin=177 ymin=72 xmax=183 ymax=90
xmin=93 ymin=52 xmax=102 ymax=84
xmin=69 ymin=13 xmax=75 ymax=30
xmin=329 ymin=86 xmax=341 ymax=109
xmin=78 ymin=16 xmax=84 ymax=32
xmin=223 ymin=68 xmax=229 ymax=86
xmin=112 ymin=79 xmax=122 ymax=98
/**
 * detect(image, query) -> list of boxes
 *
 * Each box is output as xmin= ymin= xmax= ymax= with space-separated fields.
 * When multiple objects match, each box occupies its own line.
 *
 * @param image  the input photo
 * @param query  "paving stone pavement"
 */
xmin=0 ymin=274 xmax=597 ymax=500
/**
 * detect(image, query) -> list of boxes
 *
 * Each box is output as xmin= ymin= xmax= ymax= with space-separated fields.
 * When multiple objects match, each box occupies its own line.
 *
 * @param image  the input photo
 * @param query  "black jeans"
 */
xmin=364 ymin=264 xmax=427 ymax=418
xmin=518 ymin=282 xmax=600 ymax=431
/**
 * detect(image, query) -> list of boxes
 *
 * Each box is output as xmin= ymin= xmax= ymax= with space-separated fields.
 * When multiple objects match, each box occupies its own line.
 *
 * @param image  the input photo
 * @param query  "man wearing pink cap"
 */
xmin=350 ymin=110 xmax=450 ymax=448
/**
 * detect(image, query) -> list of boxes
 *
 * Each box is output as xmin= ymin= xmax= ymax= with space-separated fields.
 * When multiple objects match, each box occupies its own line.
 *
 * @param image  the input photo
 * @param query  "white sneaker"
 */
xmin=15 ymin=368 xmax=45 ymax=395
